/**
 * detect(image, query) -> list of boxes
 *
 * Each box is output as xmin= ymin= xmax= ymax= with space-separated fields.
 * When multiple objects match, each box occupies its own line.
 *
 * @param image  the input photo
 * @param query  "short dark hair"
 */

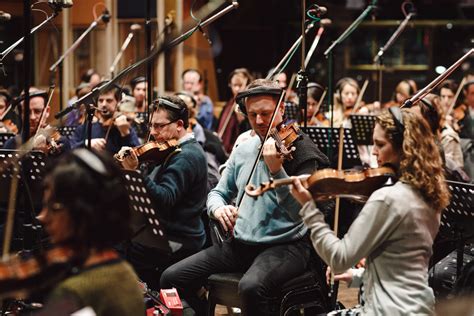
xmin=153 ymin=95 xmax=189 ymax=129
xmin=438 ymin=79 xmax=458 ymax=94
xmin=45 ymin=149 xmax=131 ymax=251
xmin=181 ymin=68 xmax=202 ymax=82
xmin=97 ymin=81 xmax=122 ymax=102
xmin=130 ymin=76 xmax=146 ymax=90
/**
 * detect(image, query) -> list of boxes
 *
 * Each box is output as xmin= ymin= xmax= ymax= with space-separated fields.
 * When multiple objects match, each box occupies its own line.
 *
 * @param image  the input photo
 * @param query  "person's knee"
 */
xmin=160 ymin=264 xmax=179 ymax=289
xmin=238 ymin=276 xmax=266 ymax=301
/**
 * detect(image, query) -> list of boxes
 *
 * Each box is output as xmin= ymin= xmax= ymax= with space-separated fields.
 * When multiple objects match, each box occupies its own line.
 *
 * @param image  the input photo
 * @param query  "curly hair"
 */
xmin=376 ymin=109 xmax=450 ymax=212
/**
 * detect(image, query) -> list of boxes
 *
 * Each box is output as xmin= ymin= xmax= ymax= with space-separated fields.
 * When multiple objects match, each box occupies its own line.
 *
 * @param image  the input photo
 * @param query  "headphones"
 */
xmin=174 ymin=91 xmax=197 ymax=108
xmin=235 ymin=86 xmax=283 ymax=115
xmin=71 ymin=148 xmax=111 ymax=178
xmin=388 ymin=107 xmax=405 ymax=147
xmin=130 ymin=76 xmax=146 ymax=89
xmin=154 ymin=97 xmax=187 ymax=116
xmin=13 ymin=90 xmax=48 ymax=106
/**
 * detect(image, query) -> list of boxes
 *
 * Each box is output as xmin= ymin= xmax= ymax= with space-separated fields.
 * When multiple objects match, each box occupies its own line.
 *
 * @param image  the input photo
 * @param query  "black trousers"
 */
xmin=160 ymin=235 xmax=323 ymax=316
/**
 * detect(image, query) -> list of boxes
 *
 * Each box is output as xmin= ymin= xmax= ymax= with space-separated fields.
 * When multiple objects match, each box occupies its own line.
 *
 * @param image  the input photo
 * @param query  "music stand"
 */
xmin=302 ymin=126 xmax=361 ymax=168
xmin=0 ymin=150 xmax=47 ymax=251
xmin=438 ymin=180 xmax=474 ymax=278
xmin=121 ymin=169 xmax=171 ymax=253
xmin=0 ymin=133 xmax=15 ymax=148
xmin=284 ymin=102 xmax=299 ymax=122
xmin=349 ymin=114 xmax=376 ymax=146
xmin=133 ymin=112 xmax=149 ymax=139
xmin=56 ymin=125 xmax=78 ymax=139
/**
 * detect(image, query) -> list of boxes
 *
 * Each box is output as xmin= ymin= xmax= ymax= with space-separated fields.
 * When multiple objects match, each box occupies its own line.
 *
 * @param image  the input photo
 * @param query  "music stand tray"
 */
xmin=56 ymin=126 xmax=78 ymax=139
xmin=349 ymin=114 xmax=376 ymax=146
xmin=0 ymin=133 xmax=15 ymax=148
xmin=302 ymin=126 xmax=361 ymax=168
xmin=121 ymin=169 xmax=171 ymax=253
xmin=0 ymin=150 xmax=47 ymax=206
xmin=439 ymin=180 xmax=474 ymax=277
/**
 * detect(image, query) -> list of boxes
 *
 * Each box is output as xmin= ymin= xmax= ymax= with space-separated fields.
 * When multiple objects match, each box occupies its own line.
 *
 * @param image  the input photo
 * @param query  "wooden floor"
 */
xmin=215 ymin=286 xmax=359 ymax=315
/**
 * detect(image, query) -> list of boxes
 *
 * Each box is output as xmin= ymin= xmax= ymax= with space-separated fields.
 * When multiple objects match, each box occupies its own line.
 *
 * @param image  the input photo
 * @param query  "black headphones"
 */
xmin=388 ymin=107 xmax=405 ymax=147
xmin=71 ymin=148 xmax=111 ymax=178
xmin=235 ymin=86 xmax=283 ymax=115
xmin=13 ymin=90 xmax=48 ymax=106
xmin=154 ymin=97 xmax=187 ymax=116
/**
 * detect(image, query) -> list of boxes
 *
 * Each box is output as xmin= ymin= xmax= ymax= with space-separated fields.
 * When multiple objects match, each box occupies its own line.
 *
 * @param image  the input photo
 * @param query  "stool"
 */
xmin=207 ymin=271 xmax=328 ymax=316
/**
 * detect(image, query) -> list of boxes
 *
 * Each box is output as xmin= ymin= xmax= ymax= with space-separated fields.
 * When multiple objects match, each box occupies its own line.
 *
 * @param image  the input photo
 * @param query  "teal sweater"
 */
xmin=144 ymin=136 xmax=208 ymax=249
xmin=208 ymin=134 xmax=329 ymax=244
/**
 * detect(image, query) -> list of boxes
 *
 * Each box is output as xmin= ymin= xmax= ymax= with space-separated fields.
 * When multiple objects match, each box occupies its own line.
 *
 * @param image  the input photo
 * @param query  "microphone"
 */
xmin=101 ymin=9 xmax=111 ymax=24
xmin=308 ymin=5 xmax=327 ymax=16
xmin=47 ymin=0 xmax=73 ymax=9
xmin=0 ymin=11 xmax=11 ymax=21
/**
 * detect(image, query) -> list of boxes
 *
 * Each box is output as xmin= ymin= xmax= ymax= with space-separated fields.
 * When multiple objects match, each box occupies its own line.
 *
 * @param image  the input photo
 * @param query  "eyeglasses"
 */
xmin=149 ymin=119 xmax=177 ymax=130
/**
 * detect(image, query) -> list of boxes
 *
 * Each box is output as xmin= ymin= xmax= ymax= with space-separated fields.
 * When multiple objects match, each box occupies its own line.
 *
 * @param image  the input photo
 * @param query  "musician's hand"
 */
xmin=290 ymin=177 xmax=312 ymax=206
xmin=90 ymin=138 xmax=106 ymax=151
xmin=263 ymin=138 xmax=283 ymax=174
xmin=121 ymin=147 xmax=139 ymax=170
xmin=115 ymin=114 xmax=131 ymax=137
xmin=326 ymin=266 xmax=354 ymax=285
xmin=213 ymin=205 xmax=238 ymax=232
xmin=33 ymin=134 xmax=48 ymax=153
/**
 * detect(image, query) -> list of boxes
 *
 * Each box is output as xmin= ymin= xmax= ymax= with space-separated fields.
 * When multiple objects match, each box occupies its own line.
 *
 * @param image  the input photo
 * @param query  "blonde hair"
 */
xmin=376 ymin=109 xmax=450 ymax=212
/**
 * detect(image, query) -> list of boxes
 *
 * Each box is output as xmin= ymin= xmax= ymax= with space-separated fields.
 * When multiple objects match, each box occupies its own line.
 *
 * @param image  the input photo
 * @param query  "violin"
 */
xmin=270 ymin=121 xmax=302 ymax=160
xmin=34 ymin=126 xmax=63 ymax=156
xmin=0 ymin=119 xmax=19 ymax=134
xmin=245 ymin=166 xmax=396 ymax=203
xmin=114 ymin=139 xmax=179 ymax=164
xmin=0 ymin=247 xmax=76 ymax=299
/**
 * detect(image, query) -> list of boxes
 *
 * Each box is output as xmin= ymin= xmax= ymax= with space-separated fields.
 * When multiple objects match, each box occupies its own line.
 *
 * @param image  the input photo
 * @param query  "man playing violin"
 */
xmin=70 ymin=84 xmax=140 ymax=154
xmin=161 ymin=79 xmax=330 ymax=315
xmin=3 ymin=88 xmax=71 ymax=155
xmin=119 ymin=95 xmax=208 ymax=290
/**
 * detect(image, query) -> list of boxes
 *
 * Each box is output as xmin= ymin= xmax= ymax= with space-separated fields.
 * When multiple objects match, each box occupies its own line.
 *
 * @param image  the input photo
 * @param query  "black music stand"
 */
xmin=56 ymin=125 xmax=78 ymax=139
xmin=134 ymin=112 xmax=149 ymax=139
xmin=0 ymin=150 xmax=47 ymax=251
xmin=121 ymin=169 xmax=171 ymax=253
xmin=438 ymin=180 xmax=474 ymax=278
xmin=302 ymin=126 xmax=361 ymax=168
xmin=349 ymin=114 xmax=376 ymax=146
xmin=284 ymin=102 xmax=299 ymax=122
xmin=0 ymin=133 xmax=15 ymax=148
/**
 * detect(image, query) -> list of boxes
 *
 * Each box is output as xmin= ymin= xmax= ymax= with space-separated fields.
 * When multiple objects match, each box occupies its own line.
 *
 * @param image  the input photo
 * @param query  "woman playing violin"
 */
xmin=306 ymin=82 xmax=329 ymax=126
xmin=291 ymin=108 xmax=450 ymax=315
xmin=328 ymin=77 xmax=361 ymax=127
xmin=35 ymin=149 xmax=145 ymax=315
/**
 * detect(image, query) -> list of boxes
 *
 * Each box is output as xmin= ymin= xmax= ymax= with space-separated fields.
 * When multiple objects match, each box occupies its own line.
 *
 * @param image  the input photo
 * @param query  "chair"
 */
xmin=207 ymin=270 xmax=328 ymax=316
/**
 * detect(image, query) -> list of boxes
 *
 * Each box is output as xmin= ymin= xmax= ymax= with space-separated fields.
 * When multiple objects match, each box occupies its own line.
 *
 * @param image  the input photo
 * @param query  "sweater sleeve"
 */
xmin=300 ymin=197 xmax=404 ymax=273
xmin=144 ymin=152 xmax=194 ymax=217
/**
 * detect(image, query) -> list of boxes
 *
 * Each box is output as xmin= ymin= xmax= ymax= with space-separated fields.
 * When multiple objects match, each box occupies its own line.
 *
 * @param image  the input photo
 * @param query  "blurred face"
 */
xmin=229 ymin=74 xmax=248 ymax=97
xmin=372 ymin=123 xmax=400 ymax=168
xmin=395 ymin=81 xmax=411 ymax=103
xmin=465 ymin=84 xmax=474 ymax=107
xmin=133 ymin=82 xmax=147 ymax=105
xmin=246 ymin=95 xmax=284 ymax=138
xmin=149 ymin=109 xmax=181 ymax=142
xmin=275 ymin=73 xmax=287 ymax=89
xmin=439 ymin=87 xmax=455 ymax=111
xmin=38 ymin=186 xmax=73 ymax=244
xmin=98 ymin=91 xmax=118 ymax=117
xmin=25 ymin=96 xmax=49 ymax=134
xmin=307 ymin=96 xmax=320 ymax=118
xmin=182 ymin=71 xmax=201 ymax=95
xmin=341 ymin=84 xmax=358 ymax=109
xmin=89 ymin=73 xmax=101 ymax=88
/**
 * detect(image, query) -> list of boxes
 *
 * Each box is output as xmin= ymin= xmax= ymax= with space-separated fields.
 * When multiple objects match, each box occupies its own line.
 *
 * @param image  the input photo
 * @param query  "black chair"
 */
xmin=207 ymin=270 xmax=328 ymax=316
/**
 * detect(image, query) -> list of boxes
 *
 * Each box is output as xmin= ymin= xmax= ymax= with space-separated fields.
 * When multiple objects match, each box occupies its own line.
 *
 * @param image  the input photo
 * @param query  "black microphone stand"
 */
xmin=145 ymin=0 xmax=153 ymax=123
xmin=373 ymin=12 xmax=414 ymax=104
xmin=402 ymin=48 xmax=474 ymax=108
xmin=296 ymin=0 xmax=308 ymax=128
xmin=323 ymin=0 xmax=376 ymax=158
xmin=54 ymin=1 xmax=239 ymax=150
xmin=49 ymin=10 xmax=110 ymax=113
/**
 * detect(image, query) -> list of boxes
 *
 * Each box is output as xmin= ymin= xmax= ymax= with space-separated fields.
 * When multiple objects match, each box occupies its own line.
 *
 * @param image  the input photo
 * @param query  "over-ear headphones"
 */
xmin=235 ymin=86 xmax=283 ymax=115
xmin=71 ymin=148 xmax=111 ymax=178
xmin=388 ymin=107 xmax=405 ymax=147
xmin=154 ymin=97 xmax=187 ymax=117
xmin=13 ymin=90 xmax=48 ymax=106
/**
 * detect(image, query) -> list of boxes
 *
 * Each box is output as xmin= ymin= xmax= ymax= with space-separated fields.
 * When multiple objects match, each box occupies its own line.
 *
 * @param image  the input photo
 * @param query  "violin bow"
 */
xmin=33 ymin=85 xmax=56 ymax=138
xmin=446 ymin=77 xmax=467 ymax=118
xmin=309 ymin=88 xmax=327 ymax=124
xmin=236 ymin=90 xmax=286 ymax=209
xmin=352 ymin=79 xmax=369 ymax=114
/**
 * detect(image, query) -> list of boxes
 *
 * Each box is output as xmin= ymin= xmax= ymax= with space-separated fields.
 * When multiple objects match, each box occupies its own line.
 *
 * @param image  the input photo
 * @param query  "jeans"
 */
xmin=160 ymin=235 xmax=323 ymax=316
